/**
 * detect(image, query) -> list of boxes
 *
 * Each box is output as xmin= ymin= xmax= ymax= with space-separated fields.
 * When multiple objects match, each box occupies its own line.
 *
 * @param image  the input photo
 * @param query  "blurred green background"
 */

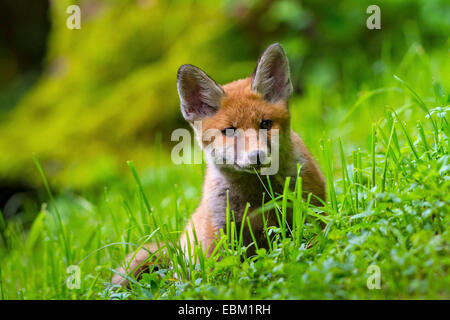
xmin=0 ymin=0 xmax=449 ymax=206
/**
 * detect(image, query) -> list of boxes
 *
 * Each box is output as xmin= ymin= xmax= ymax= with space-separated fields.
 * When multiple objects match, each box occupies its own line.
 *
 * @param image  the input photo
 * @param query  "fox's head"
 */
xmin=177 ymin=43 xmax=293 ymax=175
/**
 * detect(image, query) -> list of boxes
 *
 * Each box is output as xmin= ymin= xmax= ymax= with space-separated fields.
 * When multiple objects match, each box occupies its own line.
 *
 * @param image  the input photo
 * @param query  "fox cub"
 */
xmin=112 ymin=43 xmax=325 ymax=286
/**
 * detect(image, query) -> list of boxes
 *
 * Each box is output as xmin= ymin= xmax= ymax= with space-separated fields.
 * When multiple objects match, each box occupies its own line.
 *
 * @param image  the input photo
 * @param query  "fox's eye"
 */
xmin=260 ymin=120 xmax=273 ymax=130
xmin=222 ymin=127 xmax=236 ymax=137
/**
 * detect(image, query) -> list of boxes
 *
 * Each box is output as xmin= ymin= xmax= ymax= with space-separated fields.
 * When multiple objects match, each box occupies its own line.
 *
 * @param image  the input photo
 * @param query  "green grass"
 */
xmin=0 ymin=52 xmax=449 ymax=300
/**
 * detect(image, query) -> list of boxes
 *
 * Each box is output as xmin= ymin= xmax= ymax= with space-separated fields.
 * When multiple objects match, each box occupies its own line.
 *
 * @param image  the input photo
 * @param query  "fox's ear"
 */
xmin=177 ymin=64 xmax=224 ymax=122
xmin=251 ymin=43 xmax=293 ymax=103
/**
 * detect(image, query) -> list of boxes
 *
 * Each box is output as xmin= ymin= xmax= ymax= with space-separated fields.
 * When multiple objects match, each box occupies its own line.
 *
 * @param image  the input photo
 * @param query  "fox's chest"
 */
xmin=206 ymin=175 xmax=287 ymax=231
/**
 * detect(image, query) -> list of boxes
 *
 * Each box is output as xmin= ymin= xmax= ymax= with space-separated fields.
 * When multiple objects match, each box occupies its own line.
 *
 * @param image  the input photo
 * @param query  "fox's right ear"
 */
xmin=177 ymin=64 xmax=224 ymax=122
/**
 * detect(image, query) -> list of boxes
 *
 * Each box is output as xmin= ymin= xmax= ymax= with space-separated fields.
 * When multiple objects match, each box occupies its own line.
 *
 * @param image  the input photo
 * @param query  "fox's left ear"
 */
xmin=251 ymin=43 xmax=293 ymax=103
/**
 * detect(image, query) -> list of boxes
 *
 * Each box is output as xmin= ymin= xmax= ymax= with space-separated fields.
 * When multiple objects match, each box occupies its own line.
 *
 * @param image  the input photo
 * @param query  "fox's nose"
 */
xmin=249 ymin=150 xmax=266 ymax=166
